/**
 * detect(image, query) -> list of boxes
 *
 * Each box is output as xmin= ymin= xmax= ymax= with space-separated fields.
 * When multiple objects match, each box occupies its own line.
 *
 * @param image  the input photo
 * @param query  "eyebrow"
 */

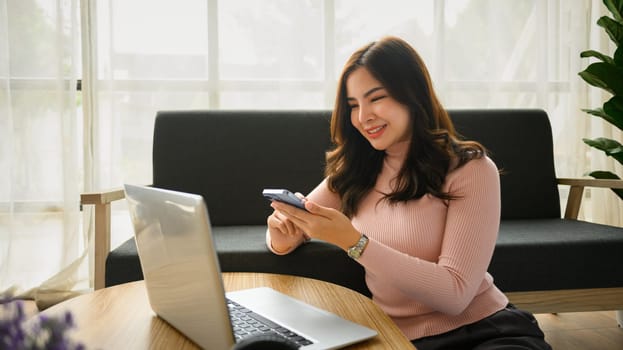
xmin=347 ymin=86 xmax=385 ymax=101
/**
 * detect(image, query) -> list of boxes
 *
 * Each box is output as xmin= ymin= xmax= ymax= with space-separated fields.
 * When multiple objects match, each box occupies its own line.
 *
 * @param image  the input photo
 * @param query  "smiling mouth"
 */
xmin=366 ymin=125 xmax=386 ymax=137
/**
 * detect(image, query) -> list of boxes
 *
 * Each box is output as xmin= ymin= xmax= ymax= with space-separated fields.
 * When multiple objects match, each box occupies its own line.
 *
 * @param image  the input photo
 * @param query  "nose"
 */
xmin=357 ymin=103 xmax=374 ymax=124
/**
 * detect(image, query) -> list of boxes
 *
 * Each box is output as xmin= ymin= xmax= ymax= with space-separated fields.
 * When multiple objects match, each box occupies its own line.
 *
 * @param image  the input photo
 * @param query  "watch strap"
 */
xmin=347 ymin=234 xmax=369 ymax=260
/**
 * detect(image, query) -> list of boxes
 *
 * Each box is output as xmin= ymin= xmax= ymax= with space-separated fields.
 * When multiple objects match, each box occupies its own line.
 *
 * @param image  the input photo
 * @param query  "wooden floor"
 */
xmin=535 ymin=311 xmax=623 ymax=349
xmin=17 ymin=301 xmax=623 ymax=349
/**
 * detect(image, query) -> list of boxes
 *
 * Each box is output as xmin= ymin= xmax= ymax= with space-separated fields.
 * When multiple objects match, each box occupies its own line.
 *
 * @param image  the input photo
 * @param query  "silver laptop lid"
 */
xmin=124 ymin=184 xmax=235 ymax=350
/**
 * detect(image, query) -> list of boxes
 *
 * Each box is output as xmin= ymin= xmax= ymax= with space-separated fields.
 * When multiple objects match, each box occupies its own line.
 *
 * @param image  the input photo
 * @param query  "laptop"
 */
xmin=124 ymin=184 xmax=377 ymax=350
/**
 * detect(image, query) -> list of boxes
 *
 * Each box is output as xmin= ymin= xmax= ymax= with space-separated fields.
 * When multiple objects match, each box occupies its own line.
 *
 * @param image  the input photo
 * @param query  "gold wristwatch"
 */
xmin=347 ymin=234 xmax=369 ymax=260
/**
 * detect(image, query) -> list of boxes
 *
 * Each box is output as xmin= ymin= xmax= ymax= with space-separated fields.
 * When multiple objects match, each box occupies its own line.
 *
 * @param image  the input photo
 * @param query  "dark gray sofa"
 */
xmin=81 ymin=109 xmax=623 ymax=314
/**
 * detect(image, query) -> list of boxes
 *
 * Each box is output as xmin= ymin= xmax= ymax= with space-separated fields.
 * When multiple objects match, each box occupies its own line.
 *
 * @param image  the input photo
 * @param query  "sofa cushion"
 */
xmin=106 ymin=227 xmax=371 ymax=297
xmin=491 ymin=219 xmax=623 ymax=292
xmin=107 ymin=218 xmax=623 ymax=295
xmin=105 ymin=238 xmax=142 ymax=288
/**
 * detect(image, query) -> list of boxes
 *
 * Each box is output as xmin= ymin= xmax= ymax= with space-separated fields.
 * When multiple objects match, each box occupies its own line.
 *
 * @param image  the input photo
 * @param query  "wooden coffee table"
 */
xmin=39 ymin=272 xmax=413 ymax=349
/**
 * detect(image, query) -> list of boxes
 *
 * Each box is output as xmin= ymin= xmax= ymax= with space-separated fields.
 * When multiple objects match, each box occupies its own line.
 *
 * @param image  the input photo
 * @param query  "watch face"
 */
xmin=348 ymin=249 xmax=361 ymax=259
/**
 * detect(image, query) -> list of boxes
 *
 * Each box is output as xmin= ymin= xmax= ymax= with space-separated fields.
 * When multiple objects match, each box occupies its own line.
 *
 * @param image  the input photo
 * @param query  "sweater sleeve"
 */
xmin=358 ymin=157 xmax=501 ymax=315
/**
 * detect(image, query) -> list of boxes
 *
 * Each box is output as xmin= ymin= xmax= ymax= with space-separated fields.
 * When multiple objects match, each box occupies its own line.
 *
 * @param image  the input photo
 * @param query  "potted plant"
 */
xmin=578 ymin=0 xmax=623 ymax=327
xmin=578 ymin=0 xmax=623 ymax=196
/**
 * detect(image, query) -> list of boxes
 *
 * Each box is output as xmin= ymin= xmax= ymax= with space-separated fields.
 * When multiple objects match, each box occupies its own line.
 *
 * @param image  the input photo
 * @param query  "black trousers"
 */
xmin=411 ymin=305 xmax=552 ymax=350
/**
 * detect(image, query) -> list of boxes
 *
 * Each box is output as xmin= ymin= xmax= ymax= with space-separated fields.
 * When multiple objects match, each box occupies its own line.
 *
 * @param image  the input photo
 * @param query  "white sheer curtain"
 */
xmin=1 ymin=0 xmax=619 ymax=309
xmin=0 ymin=0 xmax=88 ymax=308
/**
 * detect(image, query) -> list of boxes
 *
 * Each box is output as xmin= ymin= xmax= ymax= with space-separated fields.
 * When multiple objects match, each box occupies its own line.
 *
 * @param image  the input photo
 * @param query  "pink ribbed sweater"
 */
xmin=267 ymin=141 xmax=509 ymax=340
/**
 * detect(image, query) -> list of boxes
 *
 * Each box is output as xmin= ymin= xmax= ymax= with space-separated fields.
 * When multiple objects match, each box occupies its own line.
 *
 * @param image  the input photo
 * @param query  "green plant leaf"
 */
xmin=588 ymin=170 xmax=621 ymax=179
xmin=582 ymin=107 xmax=607 ymax=118
xmin=603 ymin=0 xmax=623 ymax=23
xmin=604 ymin=95 xmax=623 ymax=128
xmin=583 ymin=137 xmax=623 ymax=164
xmin=580 ymin=50 xmax=614 ymax=64
xmin=583 ymin=97 xmax=623 ymax=132
xmin=587 ymin=169 xmax=623 ymax=199
xmin=615 ymin=46 xmax=623 ymax=66
xmin=598 ymin=16 xmax=623 ymax=46
xmin=578 ymin=62 xmax=623 ymax=96
xmin=582 ymin=104 xmax=623 ymax=132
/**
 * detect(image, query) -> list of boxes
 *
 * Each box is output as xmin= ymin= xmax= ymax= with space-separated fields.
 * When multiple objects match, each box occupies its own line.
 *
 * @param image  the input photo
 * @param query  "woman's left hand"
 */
xmin=270 ymin=200 xmax=361 ymax=251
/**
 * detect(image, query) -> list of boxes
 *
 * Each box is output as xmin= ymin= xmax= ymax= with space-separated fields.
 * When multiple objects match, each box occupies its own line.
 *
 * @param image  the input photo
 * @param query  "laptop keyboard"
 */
xmin=227 ymin=298 xmax=314 ymax=348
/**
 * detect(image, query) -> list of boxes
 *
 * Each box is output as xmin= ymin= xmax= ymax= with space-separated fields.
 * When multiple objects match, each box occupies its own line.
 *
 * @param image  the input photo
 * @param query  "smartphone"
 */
xmin=262 ymin=188 xmax=307 ymax=210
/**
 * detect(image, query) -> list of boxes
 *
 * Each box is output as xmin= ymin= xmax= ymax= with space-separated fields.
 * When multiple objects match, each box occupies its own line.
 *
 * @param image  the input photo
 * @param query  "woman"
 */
xmin=266 ymin=36 xmax=551 ymax=349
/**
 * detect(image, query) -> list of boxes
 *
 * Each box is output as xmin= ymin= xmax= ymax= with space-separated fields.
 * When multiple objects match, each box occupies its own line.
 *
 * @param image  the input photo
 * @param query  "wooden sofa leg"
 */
xmin=81 ymin=188 xmax=125 ymax=290
xmin=93 ymin=202 xmax=111 ymax=290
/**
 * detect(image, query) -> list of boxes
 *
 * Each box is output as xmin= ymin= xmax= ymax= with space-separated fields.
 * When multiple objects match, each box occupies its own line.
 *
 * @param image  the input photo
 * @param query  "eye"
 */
xmin=370 ymin=95 xmax=386 ymax=102
xmin=349 ymin=104 xmax=359 ymax=110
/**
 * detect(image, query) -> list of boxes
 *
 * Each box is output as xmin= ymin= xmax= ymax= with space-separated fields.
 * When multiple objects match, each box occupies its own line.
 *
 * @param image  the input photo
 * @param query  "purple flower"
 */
xmin=0 ymin=297 xmax=86 ymax=350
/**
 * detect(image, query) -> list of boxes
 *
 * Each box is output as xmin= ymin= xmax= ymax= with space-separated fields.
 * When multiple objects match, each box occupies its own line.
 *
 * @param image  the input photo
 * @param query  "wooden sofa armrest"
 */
xmin=81 ymin=188 xmax=126 ymax=290
xmin=557 ymin=178 xmax=623 ymax=220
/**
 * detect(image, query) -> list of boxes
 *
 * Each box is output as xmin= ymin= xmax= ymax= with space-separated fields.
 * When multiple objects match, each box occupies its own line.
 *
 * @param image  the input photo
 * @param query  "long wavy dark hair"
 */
xmin=326 ymin=36 xmax=486 ymax=217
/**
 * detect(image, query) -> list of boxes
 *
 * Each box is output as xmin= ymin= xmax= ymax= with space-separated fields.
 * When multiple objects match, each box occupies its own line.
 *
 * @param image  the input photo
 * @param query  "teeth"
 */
xmin=368 ymin=126 xmax=384 ymax=134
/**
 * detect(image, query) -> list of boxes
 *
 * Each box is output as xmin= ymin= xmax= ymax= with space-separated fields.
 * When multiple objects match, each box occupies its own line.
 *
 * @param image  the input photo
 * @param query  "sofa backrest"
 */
xmin=450 ymin=109 xmax=560 ymax=219
xmin=152 ymin=109 xmax=560 ymax=225
xmin=153 ymin=110 xmax=333 ymax=226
